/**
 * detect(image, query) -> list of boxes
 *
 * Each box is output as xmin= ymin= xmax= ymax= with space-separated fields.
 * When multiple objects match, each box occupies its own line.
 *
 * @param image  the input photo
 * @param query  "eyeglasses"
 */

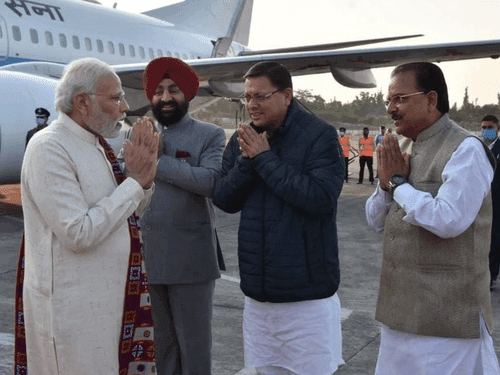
xmin=384 ymin=92 xmax=425 ymax=108
xmin=89 ymin=92 xmax=126 ymax=106
xmin=241 ymin=90 xmax=280 ymax=105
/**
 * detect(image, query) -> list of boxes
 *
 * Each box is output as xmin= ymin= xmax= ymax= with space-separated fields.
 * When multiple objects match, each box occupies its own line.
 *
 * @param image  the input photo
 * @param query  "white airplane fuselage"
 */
xmin=0 ymin=0 xmax=247 ymax=184
xmin=0 ymin=0 xmax=246 ymax=66
xmin=1 ymin=0 xmax=499 ymax=185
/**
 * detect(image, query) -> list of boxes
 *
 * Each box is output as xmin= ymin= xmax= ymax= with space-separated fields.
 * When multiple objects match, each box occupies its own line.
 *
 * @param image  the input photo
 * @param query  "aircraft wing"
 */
xmin=4 ymin=39 xmax=498 ymax=116
xmin=115 ymin=38 xmax=500 ymax=114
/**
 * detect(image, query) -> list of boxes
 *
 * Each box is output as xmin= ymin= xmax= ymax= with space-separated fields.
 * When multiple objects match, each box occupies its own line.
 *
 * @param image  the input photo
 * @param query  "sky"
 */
xmin=99 ymin=0 xmax=500 ymax=108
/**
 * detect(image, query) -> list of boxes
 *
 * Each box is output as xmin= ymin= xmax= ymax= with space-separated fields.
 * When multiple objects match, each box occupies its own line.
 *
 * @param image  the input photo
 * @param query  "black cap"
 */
xmin=35 ymin=107 xmax=50 ymax=117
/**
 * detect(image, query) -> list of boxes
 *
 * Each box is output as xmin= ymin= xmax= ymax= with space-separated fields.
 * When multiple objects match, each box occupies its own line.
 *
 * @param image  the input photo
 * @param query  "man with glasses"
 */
xmin=18 ymin=57 xmax=159 ymax=374
xmin=366 ymin=62 xmax=500 ymax=373
xmin=213 ymin=62 xmax=345 ymax=375
xmin=136 ymin=57 xmax=226 ymax=375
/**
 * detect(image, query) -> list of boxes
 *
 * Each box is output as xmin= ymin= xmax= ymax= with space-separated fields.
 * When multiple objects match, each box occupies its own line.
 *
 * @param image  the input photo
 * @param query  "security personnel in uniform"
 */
xmin=26 ymin=107 xmax=50 ymax=147
xmin=338 ymin=127 xmax=356 ymax=183
xmin=357 ymin=127 xmax=375 ymax=184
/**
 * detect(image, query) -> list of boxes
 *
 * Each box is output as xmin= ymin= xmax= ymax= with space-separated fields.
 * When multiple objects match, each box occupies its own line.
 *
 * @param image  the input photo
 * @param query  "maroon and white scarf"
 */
xmin=14 ymin=137 xmax=156 ymax=374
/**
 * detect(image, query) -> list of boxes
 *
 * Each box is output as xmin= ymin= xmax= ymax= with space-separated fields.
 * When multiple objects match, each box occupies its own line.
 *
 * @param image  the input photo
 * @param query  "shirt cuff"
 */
xmin=376 ymin=183 xmax=393 ymax=204
xmin=365 ymin=182 xmax=393 ymax=231
xmin=393 ymin=182 xmax=422 ymax=213
xmin=143 ymin=182 xmax=155 ymax=195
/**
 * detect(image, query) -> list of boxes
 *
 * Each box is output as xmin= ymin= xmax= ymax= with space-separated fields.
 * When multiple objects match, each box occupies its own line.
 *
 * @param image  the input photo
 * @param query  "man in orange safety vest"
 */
xmin=338 ymin=127 xmax=357 ymax=183
xmin=357 ymin=127 xmax=375 ymax=185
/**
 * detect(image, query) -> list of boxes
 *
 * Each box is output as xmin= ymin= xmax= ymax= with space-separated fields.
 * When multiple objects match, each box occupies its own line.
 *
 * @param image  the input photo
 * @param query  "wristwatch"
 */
xmin=387 ymin=174 xmax=407 ymax=196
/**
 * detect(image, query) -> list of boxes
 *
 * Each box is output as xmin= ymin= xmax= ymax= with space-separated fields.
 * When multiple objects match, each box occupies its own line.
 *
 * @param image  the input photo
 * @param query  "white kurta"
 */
xmin=366 ymin=136 xmax=500 ymax=373
xmin=243 ymin=294 xmax=345 ymax=375
xmin=21 ymin=113 xmax=153 ymax=375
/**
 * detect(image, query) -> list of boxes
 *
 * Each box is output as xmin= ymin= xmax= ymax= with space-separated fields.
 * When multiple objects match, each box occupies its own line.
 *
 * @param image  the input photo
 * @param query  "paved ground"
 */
xmin=1 ymin=157 xmax=500 ymax=374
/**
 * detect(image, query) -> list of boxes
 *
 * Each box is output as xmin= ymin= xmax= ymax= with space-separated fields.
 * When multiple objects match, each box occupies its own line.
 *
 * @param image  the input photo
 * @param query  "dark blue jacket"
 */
xmin=212 ymin=100 xmax=344 ymax=302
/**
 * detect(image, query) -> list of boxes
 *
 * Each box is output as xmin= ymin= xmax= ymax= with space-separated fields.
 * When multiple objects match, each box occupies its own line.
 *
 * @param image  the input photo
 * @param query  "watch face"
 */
xmin=392 ymin=175 xmax=406 ymax=184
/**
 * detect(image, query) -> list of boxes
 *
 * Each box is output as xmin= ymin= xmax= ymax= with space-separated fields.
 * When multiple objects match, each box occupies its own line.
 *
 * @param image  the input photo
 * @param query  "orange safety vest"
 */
xmin=359 ymin=136 xmax=374 ymax=157
xmin=340 ymin=136 xmax=350 ymax=158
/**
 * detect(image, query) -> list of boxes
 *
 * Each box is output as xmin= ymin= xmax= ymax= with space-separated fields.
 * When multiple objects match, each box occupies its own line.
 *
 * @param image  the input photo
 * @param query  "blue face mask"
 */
xmin=482 ymin=128 xmax=497 ymax=142
xmin=36 ymin=117 xmax=46 ymax=126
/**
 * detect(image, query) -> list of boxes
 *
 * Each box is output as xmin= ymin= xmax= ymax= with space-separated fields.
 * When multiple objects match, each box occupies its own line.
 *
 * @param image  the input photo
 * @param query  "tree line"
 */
xmin=193 ymin=88 xmax=500 ymax=132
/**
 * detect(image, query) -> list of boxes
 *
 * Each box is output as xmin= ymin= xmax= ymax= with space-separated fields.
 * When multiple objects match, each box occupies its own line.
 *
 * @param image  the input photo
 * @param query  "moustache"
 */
xmin=391 ymin=113 xmax=403 ymax=121
xmin=157 ymin=100 xmax=178 ymax=109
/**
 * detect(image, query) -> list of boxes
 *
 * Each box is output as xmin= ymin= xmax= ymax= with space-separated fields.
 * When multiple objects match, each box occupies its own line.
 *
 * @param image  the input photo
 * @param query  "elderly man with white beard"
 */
xmin=15 ymin=57 xmax=160 ymax=375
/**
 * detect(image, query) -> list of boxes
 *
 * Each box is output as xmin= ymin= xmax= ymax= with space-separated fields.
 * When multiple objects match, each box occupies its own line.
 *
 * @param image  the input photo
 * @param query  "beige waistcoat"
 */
xmin=375 ymin=114 xmax=495 ymax=338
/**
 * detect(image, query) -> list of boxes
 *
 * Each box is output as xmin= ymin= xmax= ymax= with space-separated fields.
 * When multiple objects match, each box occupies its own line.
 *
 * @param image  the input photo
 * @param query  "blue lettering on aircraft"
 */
xmin=4 ymin=0 xmax=64 ymax=22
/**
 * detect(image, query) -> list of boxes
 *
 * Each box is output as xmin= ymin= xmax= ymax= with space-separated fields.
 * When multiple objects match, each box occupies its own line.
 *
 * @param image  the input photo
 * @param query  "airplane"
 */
xmin=0 ymin=0 xmax=499 ymax=184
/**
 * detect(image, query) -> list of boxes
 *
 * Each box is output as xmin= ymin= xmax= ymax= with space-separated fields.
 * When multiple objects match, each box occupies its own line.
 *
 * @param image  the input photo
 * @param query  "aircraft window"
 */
xmin=59 ymin=33 xmax=67 ymax=48
xmin=166 ymin=51 xmax=172 ymax=57
xmin=129 ymin=45 xmax=135 ymax=57
xmin=182 ymin=53 xmax=188 ymax=60
xmin=156 ymin=49 xmax=163 ymax=57
xmin=96 ymin=39 xmax=104 ymax=53
xmin=108 ymin=41 xmax=115 ymax=54
xmin=139 ymin=47 xmax=145 ymax=59
xmin=29 ymin=29 xmax=39 ymax=44
xmin=45 ymin=31 xmax=53 ymax=46
xmin=119 ymin=43 xmax=125 ymax=56
xmin=0 ymin=26 xmax=3 ymax=39
xmin=174 ymin=52 xmax=180 ymax=58
xmin=149 ymin=48 xmax=154 ymax=59
xmin=12 ymin=26 xmax=21 ymax=42
xmin=85 ymin=37 xmax=92 ymax=51
xmin=72 ymin=35 xmax=80 ymax=50
xmin=190 ymin=54 xmax=195 ymax=60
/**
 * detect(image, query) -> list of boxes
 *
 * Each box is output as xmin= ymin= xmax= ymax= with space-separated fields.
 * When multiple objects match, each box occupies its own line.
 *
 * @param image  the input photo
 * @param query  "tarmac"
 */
xmin=1 ymin=158 xmax=500 ymax=375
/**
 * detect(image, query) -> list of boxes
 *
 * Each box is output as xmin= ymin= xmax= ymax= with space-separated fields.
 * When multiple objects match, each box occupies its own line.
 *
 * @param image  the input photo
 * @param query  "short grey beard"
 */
xmin=87 ymin=105 xmax=124 ymax=138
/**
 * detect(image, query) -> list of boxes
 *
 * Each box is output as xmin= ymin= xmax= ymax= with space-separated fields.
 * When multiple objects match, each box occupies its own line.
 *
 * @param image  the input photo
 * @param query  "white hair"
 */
xmin=55 ymin=58 xmax=119 ymax=114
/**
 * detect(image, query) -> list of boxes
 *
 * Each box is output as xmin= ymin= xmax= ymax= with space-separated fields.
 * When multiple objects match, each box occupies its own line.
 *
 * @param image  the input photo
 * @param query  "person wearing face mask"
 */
xmin=26 ymin=107 xmax=50 ymax=147
xmin=481 ymin=115 xmax=500 ymax=289
xmin=375 ymin=126 xmax=386 ymax=149
xmin=375 ymin=126 xmax=386 ymax=179
xmin=357 ymin=127 xmax=375 ymax=184
xmin=338 ymin=127 xmax=356 ymax=182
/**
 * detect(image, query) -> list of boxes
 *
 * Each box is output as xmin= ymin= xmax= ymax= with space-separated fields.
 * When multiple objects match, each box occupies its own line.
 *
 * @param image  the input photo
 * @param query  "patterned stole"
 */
xmin=14 ymin=236 xmax=27 ymax=374
xmin=14 ymin=138 xmax=156 ymax=375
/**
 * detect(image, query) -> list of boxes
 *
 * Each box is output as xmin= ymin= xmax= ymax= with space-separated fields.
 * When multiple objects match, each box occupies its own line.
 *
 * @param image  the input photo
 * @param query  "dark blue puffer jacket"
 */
xmin=212 ymin=99 xmax=345 ymax=302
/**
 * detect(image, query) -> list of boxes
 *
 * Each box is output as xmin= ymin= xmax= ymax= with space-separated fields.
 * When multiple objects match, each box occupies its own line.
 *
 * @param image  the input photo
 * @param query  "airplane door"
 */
xmin=0 ymin=15 xmax=8 ymax=61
